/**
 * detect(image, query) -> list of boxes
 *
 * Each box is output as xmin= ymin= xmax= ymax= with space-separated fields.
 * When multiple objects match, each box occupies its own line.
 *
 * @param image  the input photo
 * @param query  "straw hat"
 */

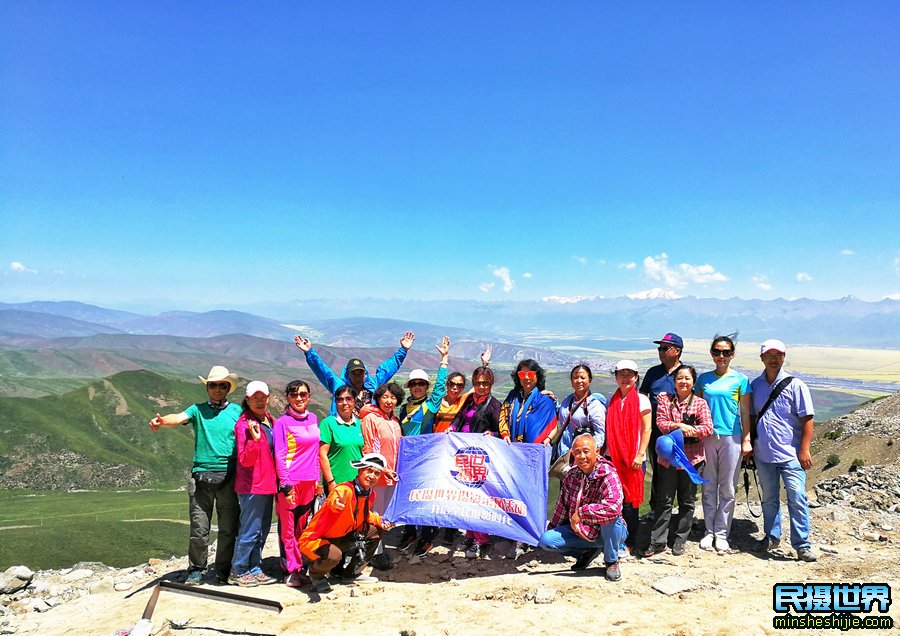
xmin=198 ymin=366 xmax=239 ymax=394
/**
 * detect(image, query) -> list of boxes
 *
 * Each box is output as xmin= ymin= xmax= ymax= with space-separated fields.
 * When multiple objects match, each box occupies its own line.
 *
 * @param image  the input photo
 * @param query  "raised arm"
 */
xmin=426 ymin=337 xmax=450 ymax=411
xmin=369 ymin=331 xmax=415 ymax=388
xmin=295 ymin=335 xmax=344 ymax=394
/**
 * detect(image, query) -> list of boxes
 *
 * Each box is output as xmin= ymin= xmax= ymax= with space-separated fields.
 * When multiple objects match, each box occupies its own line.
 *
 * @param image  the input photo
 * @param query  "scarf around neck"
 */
xmin=605 ymin=389 xmax=644 ymax=508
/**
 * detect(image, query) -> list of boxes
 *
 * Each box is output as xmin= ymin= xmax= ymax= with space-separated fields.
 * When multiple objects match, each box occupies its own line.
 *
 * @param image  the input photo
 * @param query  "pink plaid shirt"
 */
xmin=656 ymin=393 xmax=713 ymax=467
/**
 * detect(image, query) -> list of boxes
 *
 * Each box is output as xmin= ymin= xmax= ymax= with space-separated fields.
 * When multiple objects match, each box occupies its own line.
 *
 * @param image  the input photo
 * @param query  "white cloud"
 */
xmin=796 ymin=272 xmax=813 ymax=283
xmin=572 ymin=256 xmax=588 ymax=266
xmin=884 ymin=293 xmax=900 ymax=300
xmin=642 ymin=253 xmax=728 ymax=289
xmin=492 ymin=266 xmax=514 ymax=293
xmin=521 ymin=272 xmax=533 ymax=279
xmin=751 ymin=275 xmax=772 ymax=291
xmin=618 ymin=262 xmax=637 ymax=270
xmin=840 ymin=249 xmax=854 ymax=256
xmin=597 ymin=259 xmax=607 ymax=266
xmin=8 ymin=261 xmax=37 ymax=274
xmin=478 ymin=282 xmax=495 ymax=293
xmin=542 ymin=294 xmax=604 ymax=303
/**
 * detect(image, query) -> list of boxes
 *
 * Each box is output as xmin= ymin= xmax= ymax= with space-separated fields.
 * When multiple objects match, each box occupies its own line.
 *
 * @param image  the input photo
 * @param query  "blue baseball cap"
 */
xmin=654 ymin=333 xmax=684 ymax=349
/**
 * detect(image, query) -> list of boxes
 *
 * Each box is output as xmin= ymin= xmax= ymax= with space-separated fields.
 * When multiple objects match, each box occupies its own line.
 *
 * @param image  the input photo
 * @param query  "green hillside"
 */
xmin=0 ymin=369 xmax=334 ymax=490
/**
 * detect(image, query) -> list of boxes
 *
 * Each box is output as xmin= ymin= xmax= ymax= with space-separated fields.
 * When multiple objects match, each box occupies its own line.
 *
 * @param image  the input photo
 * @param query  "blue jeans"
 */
xmin=538 ymin=517 xmax=627 ymax=565
xmin=232 ymin=493 xmax=273 ymax=576
xmin=757 ymin=458 xmax=810 ymax=550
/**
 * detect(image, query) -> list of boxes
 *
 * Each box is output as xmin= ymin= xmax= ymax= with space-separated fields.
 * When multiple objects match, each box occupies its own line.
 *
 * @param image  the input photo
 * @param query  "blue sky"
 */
xmin=2 ymin=2 xmax=899 ymax=311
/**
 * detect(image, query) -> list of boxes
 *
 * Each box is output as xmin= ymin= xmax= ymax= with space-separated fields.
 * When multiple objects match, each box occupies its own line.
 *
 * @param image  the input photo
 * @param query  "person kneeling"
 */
xmin=298 ymin=453 xmax=394 ymax=593
xmin=538 ymin=433 xmax=627 ymax=581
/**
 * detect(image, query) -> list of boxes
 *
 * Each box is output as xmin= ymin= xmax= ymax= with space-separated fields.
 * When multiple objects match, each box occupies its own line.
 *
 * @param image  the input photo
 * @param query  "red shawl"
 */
xmin=605 ymin=389 xmax=644 ymax=508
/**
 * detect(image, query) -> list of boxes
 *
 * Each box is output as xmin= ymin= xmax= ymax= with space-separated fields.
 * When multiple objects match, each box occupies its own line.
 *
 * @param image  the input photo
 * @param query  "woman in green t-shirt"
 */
xmin=318 ymin=384 xmax=365 ymax=491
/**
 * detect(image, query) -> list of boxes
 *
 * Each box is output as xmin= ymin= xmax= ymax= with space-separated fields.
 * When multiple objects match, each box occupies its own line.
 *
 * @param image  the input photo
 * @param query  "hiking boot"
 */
xmin=413 ymin=540 xmax=433 ymax=558
xmin=755 ymin=535 xmax=780 ymax=553
xmin=252 ymin=569 xmax=277 ymax=585
xmin=183 ymin=570 xmax=203 ymax=586
xmin=505 ymin=542 xmax=524 ymax=560
xmin=605 ymin=561 xmax=622 ymax=582
xmin=640 ymin=543 xmax=668 ymax=558
xmin=797 ymin=547 xmax=817 ymax=563
xmin=397 ymin=532 xmax=418 ymax=553
xmin=699 ymin=533 xmax=715 ymax=551
xmin=228 ymin=572 xmax=259 ymax=587
xmin=671 ymin=541 xmax=686 ymax=556
xmin=571 ymin=548 xmax=602 ymax=571
xmin=715 ymin=538 xmax=731 ymax=554
xmin=311 ymin=577 xmax=332 ymax=594
xmin=371 ymin=553 xmax=394 ymax=571
xmin=441 ymin=529 xmax=459 ymax=546
xmin=285 ymin=571 xmax=309 ymax=588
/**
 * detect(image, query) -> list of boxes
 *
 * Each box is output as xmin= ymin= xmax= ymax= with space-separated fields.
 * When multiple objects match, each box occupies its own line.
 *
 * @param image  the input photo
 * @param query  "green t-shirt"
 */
xmin=319 ymin=414 xmax=364 ymax=485
xmin=183 ymin=402 xmax=241 ymax=472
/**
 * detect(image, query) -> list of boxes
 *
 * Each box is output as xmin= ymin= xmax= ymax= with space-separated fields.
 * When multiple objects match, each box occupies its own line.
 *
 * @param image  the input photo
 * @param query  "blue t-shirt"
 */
xmin=696 ymin=370 xmax=751 ymax=436
xmin=640 ymin=364 xmax=676 ymax=431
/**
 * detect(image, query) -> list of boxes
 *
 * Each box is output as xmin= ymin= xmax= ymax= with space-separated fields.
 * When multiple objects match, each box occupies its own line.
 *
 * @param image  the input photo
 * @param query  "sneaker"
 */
xmin=605 ymin=561 xmax=622 ymax=582
xmin=371 ymin=553 xmax=394 ymax=571
xmin=640 ymin=543 xmax=668 ymax=558
xmin=312 ymin=577 xmax=332 ymax=594
xmin=460 ymin=537 xmax=476 ymax=554
xmin=571 ymin=548 xmax=602 ymax=571
xmin=699 ymin=533 xmax=715 ymax=551
xmin=284 ymin=571 xmax=309 ymax=588
xmin=339 ymin=572 xmax=380 ymax=584
xmin=183 ymin=570 xmax=203 ymax=586
xmin=252 ymin=569 xmax=278 ymax=585
xmin=755 ymin=535 xmax=781 ymax=553
xmin=715 ymin=538 xmax=730 ymax=554
xmin=397 ymin=532 xmax=418 ymax=553
xmin=671 ymin=541 xmax=686 ymax=557
xmin=505 ymin=542 xmax=523 ymax=560
xmin=797 ymin=547 xmax=817 ymax=562
xmin=413 ymin=540 xmax=433 ymax=558
xmin=228 ymin=572 xmax=259 ymax=587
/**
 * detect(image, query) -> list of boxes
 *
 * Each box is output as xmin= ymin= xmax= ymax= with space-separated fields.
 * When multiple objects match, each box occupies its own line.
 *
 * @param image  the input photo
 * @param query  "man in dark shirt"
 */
xmin=640 ymin=332 xmax=683 ymax=513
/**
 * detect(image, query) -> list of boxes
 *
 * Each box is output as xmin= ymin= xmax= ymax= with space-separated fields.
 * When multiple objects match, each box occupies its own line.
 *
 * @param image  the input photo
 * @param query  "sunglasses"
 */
xmin=207 ymin=382 xmax=230 ymax=390
xmin=473 ymin=381 xmax=492 ymax=387
xmin=448 ymin=381 xmax=465 ymax=389
xmin=657 ymin=345 xmax=676 ymax=353
xmin=335 ymin=396 xmax=355 ymax=403
xmin=408 ymin=381 xmax=429 ymax=388
xmin=711 ymin=349 xmax=734 ymax=358
xmin=288 ymin=391 xmax=310 ymax=398
xmin=517 ymin=370 xmax=537 ymax=381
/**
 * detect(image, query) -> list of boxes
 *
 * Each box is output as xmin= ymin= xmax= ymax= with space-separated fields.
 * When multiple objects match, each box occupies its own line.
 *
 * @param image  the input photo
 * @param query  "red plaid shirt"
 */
xmin=549 ymin=456 xmax=623 ymax=541
xmin=656 ymin=393 xmax=713 ymax=466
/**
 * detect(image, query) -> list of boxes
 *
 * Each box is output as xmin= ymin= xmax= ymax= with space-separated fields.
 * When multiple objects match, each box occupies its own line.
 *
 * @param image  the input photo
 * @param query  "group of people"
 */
xmin=149 ymin=328 xmax=817 ymax=591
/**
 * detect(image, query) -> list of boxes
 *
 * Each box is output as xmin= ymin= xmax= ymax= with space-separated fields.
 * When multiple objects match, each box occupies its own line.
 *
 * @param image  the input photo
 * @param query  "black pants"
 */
xmin=309 ymin=524 xmax=381 ymax=580
xmin=650 ymin=461 xmax=704 ymax=547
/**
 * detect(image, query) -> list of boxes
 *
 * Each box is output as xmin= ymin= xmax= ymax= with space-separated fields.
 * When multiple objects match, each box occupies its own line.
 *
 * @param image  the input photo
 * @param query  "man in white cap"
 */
xmin=750 ymin=340 xmax=817 ymax=562
xmin=149 ymin=366 xmax=242 ymax=584
xmin=299 ymin=453 xmax=395 ymax=593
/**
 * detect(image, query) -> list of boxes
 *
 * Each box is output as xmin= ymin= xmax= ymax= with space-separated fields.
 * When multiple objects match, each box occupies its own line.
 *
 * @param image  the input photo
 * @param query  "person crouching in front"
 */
xmin=538 ymin=433 xmax=628 ymax=582
xmin=298 ymin=453 xmax=395 ymax=593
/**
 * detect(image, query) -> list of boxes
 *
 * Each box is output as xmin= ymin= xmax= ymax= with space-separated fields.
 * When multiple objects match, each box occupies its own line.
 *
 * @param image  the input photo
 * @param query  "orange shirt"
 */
xmin=298 ymin=482 xmax=382 ymax=560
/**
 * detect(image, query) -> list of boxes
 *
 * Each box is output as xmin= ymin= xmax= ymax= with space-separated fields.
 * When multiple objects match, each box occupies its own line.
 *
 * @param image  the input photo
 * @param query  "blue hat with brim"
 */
xmin=656 ymin=429 xmax=707 ymax=485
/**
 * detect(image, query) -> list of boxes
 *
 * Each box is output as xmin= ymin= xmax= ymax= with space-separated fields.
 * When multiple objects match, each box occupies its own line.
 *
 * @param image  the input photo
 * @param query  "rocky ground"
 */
xmin=3 ymin=486 xmax=899 ymax=636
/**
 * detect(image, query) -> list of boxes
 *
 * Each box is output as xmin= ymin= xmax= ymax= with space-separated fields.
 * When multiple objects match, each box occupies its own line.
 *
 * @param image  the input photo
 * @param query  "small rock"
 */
xmin=147 ymin=558 xmax=164 ymax=566
xmin=651 ymin=576 xmax=701 ymax=596
xmin=820 ymin=546 xmax=839 ymax=555
xmin=399 ymin=631 xmax=417 ymax=636
xmin=349 ymin=587 xmax=360 ymax=597
xmin=30 ymin=599 xmax=51 ymax=613
xmin=808 ymin=499 xmax=822 ymax=508
xmin=862 ymin=532 xmax=883 ymax=542
xmin=61 ymin=569 xmax=93 ymax=583
xmin=114 ymin=580 xmax=133 ymax=592
xmin=0 ymin=620 xmax=19 ymax=635
xmin=880 ymin=524 xmax=893 ymax=532
xmin=534 ymin=587 xmax=555 ymax=605
xmin=407 ymin=555 xmax=422 ymax=566
xmin=0 ymin=566 xmax=34 ymax=595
